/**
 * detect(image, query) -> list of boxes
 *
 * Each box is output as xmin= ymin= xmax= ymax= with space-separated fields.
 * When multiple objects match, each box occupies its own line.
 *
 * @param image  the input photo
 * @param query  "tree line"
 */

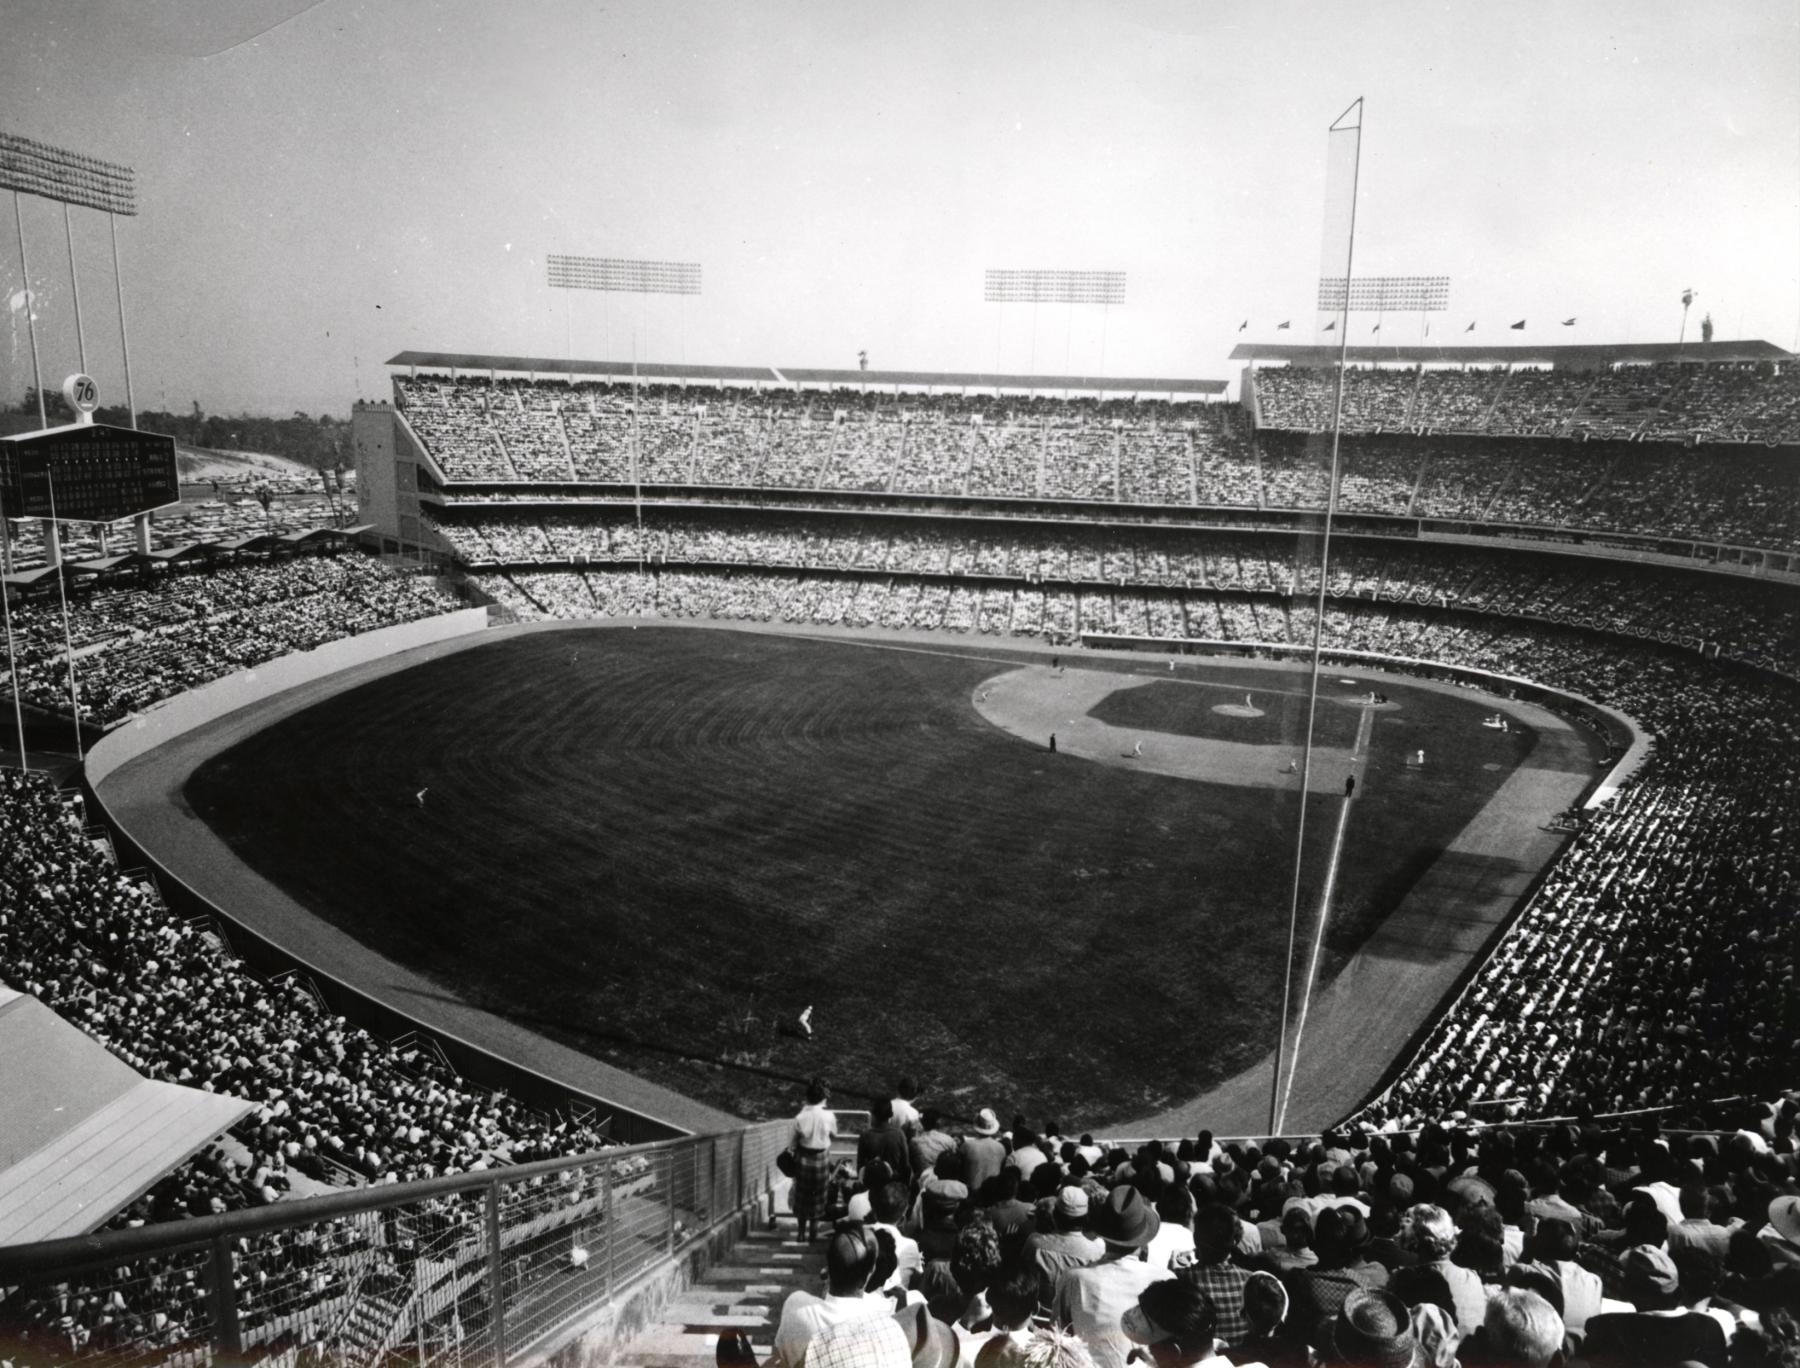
xmin=5 ymin=390 xmax=349 ymax=471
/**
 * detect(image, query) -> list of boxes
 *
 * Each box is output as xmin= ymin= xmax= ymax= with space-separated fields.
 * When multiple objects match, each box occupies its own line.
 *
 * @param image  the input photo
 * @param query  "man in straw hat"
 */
xmin=1314 ymin=1287 xmax=1423 ymax=1368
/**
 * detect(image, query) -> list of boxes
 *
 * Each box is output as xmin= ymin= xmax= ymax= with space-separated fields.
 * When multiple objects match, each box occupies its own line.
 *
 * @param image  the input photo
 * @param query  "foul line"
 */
xmin=1275 ymin=699 xmax=1371 ymax=1131
xmin=1277 ymin=788 xmax=1354 ymax=1131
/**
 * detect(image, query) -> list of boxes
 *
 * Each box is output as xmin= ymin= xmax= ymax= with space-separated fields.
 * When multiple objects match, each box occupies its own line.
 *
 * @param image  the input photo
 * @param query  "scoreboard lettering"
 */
xmin=0 ymin=424 xmax=180 ymax=523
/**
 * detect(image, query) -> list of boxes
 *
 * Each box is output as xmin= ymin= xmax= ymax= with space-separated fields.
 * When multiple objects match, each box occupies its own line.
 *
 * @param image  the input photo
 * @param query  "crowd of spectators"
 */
xmin=758 ymin=1088 xmax=1800 ymax=1368
xmin=405 ymin=372 xmax=1799 ymax=553
xmin=2 ymin=553 xmax=462 ymax=729
xmin=395 ymin=373 xmax=1259 ymax=505
xmin=1254 ymin=361 xmax=1800 ymax=444
xmin=445 ymin=514 xmax=1799 ymax=676
xmin=0 ymin=765 xmax=617 ymax=1359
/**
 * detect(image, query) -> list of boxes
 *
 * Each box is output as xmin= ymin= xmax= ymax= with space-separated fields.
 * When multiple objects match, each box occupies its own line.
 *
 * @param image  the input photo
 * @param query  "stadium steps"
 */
xmin=612 ymin=1226 xmax=824 ymax=1367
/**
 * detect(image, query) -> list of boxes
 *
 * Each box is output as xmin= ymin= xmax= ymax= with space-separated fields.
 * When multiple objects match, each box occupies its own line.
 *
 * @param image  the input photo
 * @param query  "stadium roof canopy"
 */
xmin=0 ymin=987 xmax=254 ymax=1244
xmin=1230 ymin=340 xmax=1793 ymax=368
xmin=776 ymin=367 xmax=1226 ymax=394
xmin=388 ymin=352 xmax=777 ymax=383
xmin=387 ymin=352 xmax=1226 ymax=394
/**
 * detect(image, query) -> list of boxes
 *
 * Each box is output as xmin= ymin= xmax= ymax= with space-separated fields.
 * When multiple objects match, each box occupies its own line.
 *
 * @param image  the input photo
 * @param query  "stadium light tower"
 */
xmin=1316 ymin=274 xmax=1449 ymax=342
xmin=548 ymin=255 xmax=704 ymax=565
xmin=0 ymin=132 xmax=140 ymax=427
xmin=984 ymin=269 xmax=1127 ymax=383
xmin=547 ymin=253 xmax=701 ymax=367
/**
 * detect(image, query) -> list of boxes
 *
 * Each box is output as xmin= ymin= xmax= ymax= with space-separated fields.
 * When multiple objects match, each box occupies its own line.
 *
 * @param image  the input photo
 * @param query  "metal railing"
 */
xmin=0 ymin=1120 xmax=791 ymax=1368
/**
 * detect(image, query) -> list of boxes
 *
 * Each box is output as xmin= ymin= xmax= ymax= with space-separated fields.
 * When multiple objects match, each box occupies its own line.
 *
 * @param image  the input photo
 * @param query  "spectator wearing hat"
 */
xmin=1119 ymin=1277 xmax=1225 ymax=1367
xmin=1579 ymin=1243 xmax=1730 ymax=1368
xmin=1758 ymin=1195 xmax=1800 ymax=1271
xmin=1052 ymin=1185 xmax=1166 ymax=1368
xmin=993 ymin=1326 xmax=1102 ymax=1368
xmin=1023 ymin=1187 xmax=1104 ymax=1309
xmin=1315 ymin=1287 xmax=1423 ymax=1367
xmin=1580 ymin=1195 xmax=1671 ymax=1303
xmin=769 ymin=1221 xmax=891 ymax=1368
xmin=917 ymin=1181 xmax=970 ymax=1264
xmin=1176 ymin=1204 xmax=1256 ymax=1347
xmin=961 ymin=1110 xmax=1008 ymax=1196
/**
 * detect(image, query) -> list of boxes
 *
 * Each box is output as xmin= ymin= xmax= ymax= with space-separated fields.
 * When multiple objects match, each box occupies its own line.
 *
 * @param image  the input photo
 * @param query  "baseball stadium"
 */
xmin=1 ymin=4 xmax=1796 ymax=1366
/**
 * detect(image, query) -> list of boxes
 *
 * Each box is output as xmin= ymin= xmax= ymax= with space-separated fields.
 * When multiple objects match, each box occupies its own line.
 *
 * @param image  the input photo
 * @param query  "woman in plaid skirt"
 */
xmin=788 ymin=1076 xmax=837 ymax=1241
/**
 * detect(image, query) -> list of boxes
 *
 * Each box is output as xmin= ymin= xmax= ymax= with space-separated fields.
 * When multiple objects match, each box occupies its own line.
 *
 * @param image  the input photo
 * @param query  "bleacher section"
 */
xmin=1254 ymin=360 xmax=1800 ymax=443
xmin=2 ymin=553 xmax=462 ymax=728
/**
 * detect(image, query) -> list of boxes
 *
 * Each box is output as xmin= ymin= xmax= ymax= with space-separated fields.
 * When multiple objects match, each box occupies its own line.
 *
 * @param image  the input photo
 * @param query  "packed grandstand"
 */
xmin=1 ymin=349 xmax=1795 ymax=1364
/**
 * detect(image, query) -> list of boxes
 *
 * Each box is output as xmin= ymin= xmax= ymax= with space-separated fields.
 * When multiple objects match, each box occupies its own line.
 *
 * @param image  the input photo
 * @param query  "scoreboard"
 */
xmin=0 ymin=423 xmax=180 ymax=523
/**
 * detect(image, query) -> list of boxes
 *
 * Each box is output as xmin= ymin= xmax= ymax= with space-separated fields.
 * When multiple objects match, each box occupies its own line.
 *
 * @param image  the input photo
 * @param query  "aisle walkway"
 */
xmin=615 ymin=1210 xmax=823 ymax=1368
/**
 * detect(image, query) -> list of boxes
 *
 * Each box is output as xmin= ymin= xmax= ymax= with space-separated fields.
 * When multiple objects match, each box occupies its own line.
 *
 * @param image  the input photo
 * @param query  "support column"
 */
xmin=133 ymin=513 xmax=151 ymax=555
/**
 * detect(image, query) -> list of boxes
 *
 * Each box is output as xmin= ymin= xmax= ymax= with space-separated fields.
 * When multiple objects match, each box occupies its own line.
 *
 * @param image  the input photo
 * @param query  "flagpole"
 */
xmin=1272 ymin=95 xmax=1362 ymax=1137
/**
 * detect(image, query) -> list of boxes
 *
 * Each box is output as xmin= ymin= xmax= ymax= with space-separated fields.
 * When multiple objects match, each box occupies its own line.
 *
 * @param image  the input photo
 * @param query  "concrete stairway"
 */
xmin=614 ymin=1220 xmax=823 ymax=1368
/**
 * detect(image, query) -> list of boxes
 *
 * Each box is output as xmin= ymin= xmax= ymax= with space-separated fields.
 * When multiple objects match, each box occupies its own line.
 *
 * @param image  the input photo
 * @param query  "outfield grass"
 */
xmin=184 ymin=628 xmax=1539 ymax=1126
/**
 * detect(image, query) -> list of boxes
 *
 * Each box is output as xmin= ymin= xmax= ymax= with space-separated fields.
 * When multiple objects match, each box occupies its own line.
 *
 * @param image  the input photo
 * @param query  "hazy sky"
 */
xmin=2 ymin=0 xmax=1796 ymax=417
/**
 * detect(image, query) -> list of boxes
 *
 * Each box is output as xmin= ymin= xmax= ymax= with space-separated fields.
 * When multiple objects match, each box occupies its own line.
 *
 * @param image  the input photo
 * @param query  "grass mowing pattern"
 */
xmin=184 ymin=629 xmax=1534 ymax=1125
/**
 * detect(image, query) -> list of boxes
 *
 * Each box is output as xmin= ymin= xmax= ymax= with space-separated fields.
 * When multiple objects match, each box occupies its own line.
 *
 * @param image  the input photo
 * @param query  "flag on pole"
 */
xmin=1277 ymin=320 xmax=1291 ymax=330
xmin=1510 ymin=319 xmax=1526 ymax=330
xmin=1465 ymin=322 xmax=1476 ymax=332
xmin=1371 ymin=322 xmax=1381 ymax=333
xmin=1323 ymin=320 xmax=1336 ymax=332
xmin=1561 ymin=317 xmax=1577 ymax=326
xmin=1238 ymin=320 xmax=1248 ymax=332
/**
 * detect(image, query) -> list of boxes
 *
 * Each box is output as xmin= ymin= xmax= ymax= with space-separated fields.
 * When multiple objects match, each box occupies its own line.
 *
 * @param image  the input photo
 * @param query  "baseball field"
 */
xmin=180 ymin=624 xmax=1592 ymax=1128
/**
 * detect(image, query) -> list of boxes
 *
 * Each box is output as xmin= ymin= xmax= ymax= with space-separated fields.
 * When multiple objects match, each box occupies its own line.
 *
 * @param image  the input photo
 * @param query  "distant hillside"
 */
xmin=176 ymin=446 xmax=321 ymax=485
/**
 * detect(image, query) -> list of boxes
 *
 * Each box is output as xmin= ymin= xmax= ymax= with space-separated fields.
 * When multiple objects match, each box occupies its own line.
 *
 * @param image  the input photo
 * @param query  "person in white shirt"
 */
xmin=769 ymin=1222 xmax=890 ymax=1368
xmin=889 ymin=1075 xmax=923 ymax=1135
xmin=789 ymin=1076 xmax=837 ymax=1243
